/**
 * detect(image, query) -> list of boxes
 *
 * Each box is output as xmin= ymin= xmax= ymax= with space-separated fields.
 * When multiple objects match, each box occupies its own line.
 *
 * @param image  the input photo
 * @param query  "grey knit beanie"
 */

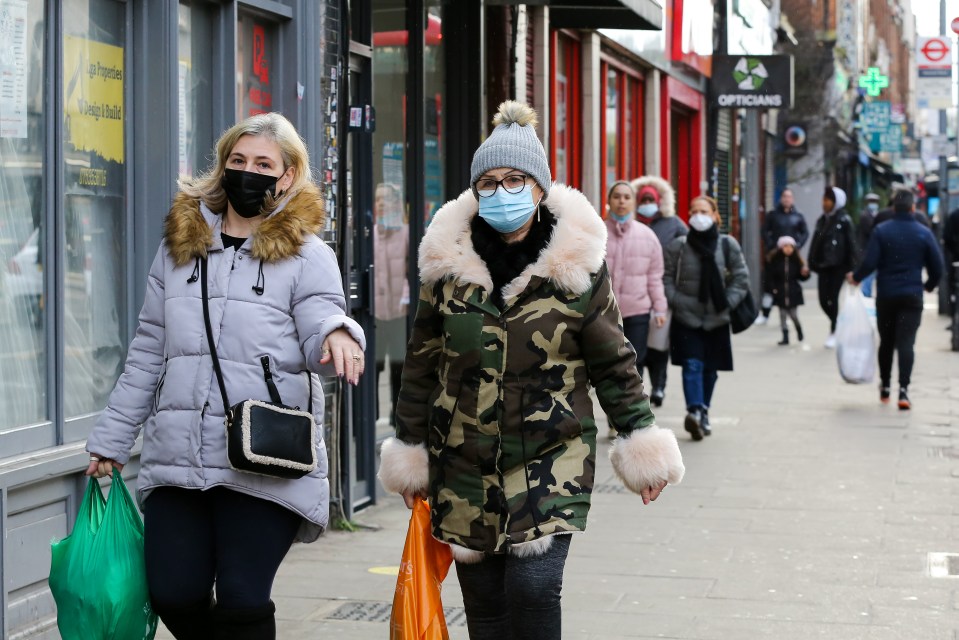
xmin=470 ymin=101 xmax=552 ymax=201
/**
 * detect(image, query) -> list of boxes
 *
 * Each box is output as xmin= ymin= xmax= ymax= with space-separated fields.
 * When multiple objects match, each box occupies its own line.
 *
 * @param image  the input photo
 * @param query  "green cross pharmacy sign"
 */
xmin=858 ymin=67 xmax=889 ymax=97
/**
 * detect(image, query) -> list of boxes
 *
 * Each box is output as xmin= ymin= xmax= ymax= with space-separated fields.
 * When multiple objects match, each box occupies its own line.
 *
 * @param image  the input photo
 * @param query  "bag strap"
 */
xmin=201 ymin=257 xmax=314 ymax=415
xmin=201 ymin=257 xmax=233 ymax=416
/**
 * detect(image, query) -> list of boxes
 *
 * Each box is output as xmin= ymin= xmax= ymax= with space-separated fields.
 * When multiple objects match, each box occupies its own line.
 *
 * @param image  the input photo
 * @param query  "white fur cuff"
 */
xmin=377 ymin=438 xmax=429 ymax=495
xmin=609 ymin=425 xmax=685 ymax=494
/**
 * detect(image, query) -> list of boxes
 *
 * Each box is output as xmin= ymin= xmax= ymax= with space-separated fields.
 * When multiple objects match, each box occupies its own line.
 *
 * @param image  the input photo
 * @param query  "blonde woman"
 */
xmin=85 ymin=113 xmax=365 ymax=639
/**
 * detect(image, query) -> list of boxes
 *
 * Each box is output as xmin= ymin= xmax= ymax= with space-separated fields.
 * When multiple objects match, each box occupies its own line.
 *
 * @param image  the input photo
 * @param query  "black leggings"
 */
xmin=817 ymin=267 xmax=846 ymax=333
xmin=144 ymin=486 xmax=301 ymax=611
xmin=455 ymin=535 xmax=571 ymax=640
xmin=876 ymin=296 xmax=924 ymax=388
xmin=622 ymin=313 xmax=651 ymax=370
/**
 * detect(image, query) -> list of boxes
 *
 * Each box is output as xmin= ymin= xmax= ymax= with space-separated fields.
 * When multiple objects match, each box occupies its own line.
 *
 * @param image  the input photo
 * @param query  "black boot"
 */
xmin=684 ymin=407 xmax=704 ymax=441
xmin=154 ymin=596 xmax=215 ymax=640
xmin=213 ymin=601 xmax=277 ymax=640
xmin=778 ymin=329 xmax=789 ymax=346
xmin=795 ymin=322 xmax=804 ymax=342
xmin=700 ymin=408 xmax=712 ymax=436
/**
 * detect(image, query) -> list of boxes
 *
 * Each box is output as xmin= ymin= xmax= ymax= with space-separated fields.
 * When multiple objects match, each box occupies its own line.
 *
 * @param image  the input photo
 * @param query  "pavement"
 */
xmin=158 ymin=299 xmax=959 ymax=640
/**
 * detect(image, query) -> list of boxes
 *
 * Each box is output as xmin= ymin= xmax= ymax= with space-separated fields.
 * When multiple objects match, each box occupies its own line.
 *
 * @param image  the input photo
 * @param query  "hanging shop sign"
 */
xmin=709 ymin=55 xmax=793 ymax=108
xmin=858 ymin=68 xmax=889 ymax=97
xmin=860 ymin=101 xmax=891 ymax=135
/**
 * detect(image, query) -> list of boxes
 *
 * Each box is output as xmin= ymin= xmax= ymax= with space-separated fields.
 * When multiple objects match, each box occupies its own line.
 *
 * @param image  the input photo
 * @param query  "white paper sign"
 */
xmin=0 ymin=0 xmax=29 ymax=138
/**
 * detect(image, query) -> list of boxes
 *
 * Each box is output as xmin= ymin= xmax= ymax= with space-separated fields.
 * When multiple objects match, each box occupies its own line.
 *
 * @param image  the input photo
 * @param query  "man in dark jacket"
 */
xmin=851 ymin=190 xmax=943 ymax=410
xmin=756 ymin=188 xmax=809 ymax=324
xmin=809 ymin=186 xmax=857 ymax=347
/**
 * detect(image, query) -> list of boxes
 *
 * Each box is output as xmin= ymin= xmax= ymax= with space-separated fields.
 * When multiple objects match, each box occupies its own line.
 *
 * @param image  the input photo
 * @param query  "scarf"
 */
xmin=685 ymin=225 xmax=728 ymax=312
xmin=471 ymin=206 xmax=557 ymax=308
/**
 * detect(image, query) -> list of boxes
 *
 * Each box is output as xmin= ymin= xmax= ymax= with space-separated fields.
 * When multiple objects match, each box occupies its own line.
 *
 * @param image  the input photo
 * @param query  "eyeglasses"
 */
xmin=475 ymin=174 xmax=530 ymax=197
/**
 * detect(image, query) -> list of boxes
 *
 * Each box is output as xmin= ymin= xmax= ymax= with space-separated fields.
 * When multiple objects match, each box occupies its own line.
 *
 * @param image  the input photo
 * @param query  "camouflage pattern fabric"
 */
xmin=395 ymin=264 xmax=656 ymax=553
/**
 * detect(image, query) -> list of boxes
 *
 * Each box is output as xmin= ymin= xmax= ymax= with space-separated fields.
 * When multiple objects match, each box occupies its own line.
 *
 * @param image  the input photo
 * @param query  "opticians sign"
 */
xmin=710 ymin=55 xmax=794 ymax=109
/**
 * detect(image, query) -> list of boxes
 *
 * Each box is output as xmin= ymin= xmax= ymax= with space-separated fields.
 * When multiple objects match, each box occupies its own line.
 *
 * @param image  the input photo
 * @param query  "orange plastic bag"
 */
xmin=390 ymin=499 xmax=453 ymax=640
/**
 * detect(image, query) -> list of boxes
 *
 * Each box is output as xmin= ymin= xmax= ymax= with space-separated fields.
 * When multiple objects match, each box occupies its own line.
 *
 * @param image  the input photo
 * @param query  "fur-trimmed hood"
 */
xmin=631 ymin=175 xmax=677 ymax=219
xmin=418 ymin=183 xmax=607 ymax=303
xmin=163 ymin=184 xmax=326 ymax=267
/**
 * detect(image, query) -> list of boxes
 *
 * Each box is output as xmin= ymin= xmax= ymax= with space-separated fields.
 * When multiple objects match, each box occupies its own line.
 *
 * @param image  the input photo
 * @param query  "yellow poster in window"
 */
xmin=63 ymin=35 xmax=124 ymax=164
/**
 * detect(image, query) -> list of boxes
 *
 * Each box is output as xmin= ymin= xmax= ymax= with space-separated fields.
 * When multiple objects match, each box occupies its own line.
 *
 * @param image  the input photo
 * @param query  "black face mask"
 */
xmin=221 ymin=168 xmax=282 ymax=218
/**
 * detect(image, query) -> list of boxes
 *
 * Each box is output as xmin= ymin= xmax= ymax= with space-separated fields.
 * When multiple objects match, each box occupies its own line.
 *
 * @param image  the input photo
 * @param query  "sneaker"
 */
xmin=753 ymin=315 xmax=768 ymax=326
xmin=701 ymin=408 xmax=712 ymax=436
xmin=684 ymin=408 xmax=704 ymax=441
xmin=880 ymin=386 xmax=891 ymax=404
xmin=898 ymin=388 xmax=911 ymax=411
xmin=650 ymin=388 xmax=664 ymax=407
xmin=824 ymin=334 xmax=837 ymax=349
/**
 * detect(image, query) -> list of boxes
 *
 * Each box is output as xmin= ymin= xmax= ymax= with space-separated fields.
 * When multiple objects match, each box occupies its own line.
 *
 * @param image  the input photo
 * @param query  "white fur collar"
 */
xmin=418 ymin=184 xmax=607 ymax=304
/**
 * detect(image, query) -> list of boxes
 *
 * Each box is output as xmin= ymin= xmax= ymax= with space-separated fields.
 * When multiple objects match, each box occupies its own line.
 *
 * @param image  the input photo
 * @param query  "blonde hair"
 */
xmin=179 ymin=112 xmax=313 ymax=214
xmin=691 ymin=195 xmax=718 ymax=213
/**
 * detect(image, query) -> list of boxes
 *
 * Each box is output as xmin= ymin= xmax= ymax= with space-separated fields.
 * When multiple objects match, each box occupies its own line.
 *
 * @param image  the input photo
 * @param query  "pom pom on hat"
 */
xmin=777 ymin=236 xmax=796 ymax=249
xmin=470 ymin=101 xmax=552 ymax=201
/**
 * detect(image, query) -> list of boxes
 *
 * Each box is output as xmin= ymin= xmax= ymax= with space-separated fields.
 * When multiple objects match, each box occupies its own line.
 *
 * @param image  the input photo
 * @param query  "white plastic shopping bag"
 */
xmin=835 ymin=283 xmax=877 ymax=384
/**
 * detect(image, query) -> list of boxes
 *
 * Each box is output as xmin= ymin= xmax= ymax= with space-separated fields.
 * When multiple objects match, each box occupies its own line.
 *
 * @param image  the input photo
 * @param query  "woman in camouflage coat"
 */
xmin=378 ymin=101 xmax=685 ymax=640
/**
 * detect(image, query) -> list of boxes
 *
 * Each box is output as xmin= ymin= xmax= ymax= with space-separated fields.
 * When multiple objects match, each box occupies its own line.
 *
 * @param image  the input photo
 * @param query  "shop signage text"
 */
xmin=710 ymin=55 xmax=793 ymax=109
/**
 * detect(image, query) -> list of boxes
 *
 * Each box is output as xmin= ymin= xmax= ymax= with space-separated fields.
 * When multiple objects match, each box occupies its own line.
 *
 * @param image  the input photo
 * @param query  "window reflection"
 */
xmin=62 ymin=0 xmax=128 ymax=422
xmin=178 ymin=1 xmax=214 ymax=179
xmin=0 ymin=0 xmax=46 ymax=428
xmin=237 ymin=13 xmax=277 ymax=121
xmin=372 ymin=4 xmax=409 ymax=437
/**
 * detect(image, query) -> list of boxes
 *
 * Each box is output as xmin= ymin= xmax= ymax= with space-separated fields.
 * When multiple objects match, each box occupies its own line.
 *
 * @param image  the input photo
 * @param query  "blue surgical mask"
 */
xmin=611 ymin=211 xmax=632 ymax=223
xmin=637 ymin=203 xmax=658 ymax=218
xmin=477 ymin=184 xmax=539 ymax=233
xmin=866 ymin=203 xmax=879 ymax=213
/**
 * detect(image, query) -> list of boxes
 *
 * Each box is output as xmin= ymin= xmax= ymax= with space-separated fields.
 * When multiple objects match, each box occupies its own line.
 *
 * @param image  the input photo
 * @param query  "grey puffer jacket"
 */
xmin=663 ymin=234 xmax=750 ymax=331
xmin=86 ymin=185 xmax=365 ymax=542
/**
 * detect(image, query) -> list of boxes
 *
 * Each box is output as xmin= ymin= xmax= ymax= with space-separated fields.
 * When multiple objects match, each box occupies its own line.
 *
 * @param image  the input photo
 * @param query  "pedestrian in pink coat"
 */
xmin=605 ymin=180 xmax=668 ymax=437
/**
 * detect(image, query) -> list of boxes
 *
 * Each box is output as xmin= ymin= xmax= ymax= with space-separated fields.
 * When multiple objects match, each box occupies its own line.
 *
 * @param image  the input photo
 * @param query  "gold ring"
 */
xmin=352 ymin=354 xmax=361 ymax=361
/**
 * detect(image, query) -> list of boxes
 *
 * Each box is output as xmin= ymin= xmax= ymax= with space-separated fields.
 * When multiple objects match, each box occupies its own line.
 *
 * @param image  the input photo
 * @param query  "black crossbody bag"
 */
xmin=200 ymin=257 xmax=317 ymax=479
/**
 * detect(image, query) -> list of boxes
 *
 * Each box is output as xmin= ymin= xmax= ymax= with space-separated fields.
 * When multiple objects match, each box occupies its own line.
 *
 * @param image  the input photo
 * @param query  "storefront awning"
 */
xmin=494 ymin=0 xmax=663 ymax=30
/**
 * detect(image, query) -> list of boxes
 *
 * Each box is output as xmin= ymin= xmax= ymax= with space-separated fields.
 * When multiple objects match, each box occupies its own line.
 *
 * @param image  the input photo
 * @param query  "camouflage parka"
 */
xmin=379 ymin=185 xmax=685 ymax=560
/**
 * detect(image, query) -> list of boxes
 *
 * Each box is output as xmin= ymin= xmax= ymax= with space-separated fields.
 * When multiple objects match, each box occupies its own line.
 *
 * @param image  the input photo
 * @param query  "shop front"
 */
xmin=0 ymin=2 xmax=343 ymax=635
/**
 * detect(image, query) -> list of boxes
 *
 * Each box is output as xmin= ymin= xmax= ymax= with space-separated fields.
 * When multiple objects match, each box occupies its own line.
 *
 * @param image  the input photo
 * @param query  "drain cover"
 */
xmin=325 ymin=600 xmax=467 ymax=626
xmin=592 ymin=482 xmax=627 ymax=494
xmin=927 ymin=552 xmax=959 ymax=578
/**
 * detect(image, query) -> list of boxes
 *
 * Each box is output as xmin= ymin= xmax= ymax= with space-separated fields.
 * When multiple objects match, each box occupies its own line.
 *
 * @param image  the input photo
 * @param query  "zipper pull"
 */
xmin=260 ymin=355 xmax=273 ymax=379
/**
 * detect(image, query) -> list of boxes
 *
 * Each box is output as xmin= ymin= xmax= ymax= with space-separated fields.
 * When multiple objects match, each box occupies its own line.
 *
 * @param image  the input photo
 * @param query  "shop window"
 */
xmin=371 ymin=3 xmax=411 ymax=441
xmin=237 ymin=13 xmax=278 ymax=121
xmin=600 ymin=62 xmax=644 ymax=205
xmin=177 ymin=1 xmax=214 ymax=179
xmin=62 ymin=0 xmax=129 ymax=424
xmin=0 ymin=0 xmax=46 ymax=430
xmin=551 ymin=32 xmax=580 ymax=188
xmin=424 ymin=4 xmax=445 ymax=222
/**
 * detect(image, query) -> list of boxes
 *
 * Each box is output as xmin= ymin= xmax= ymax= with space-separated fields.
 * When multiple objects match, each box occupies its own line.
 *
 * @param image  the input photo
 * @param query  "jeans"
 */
xmin=455 ymin=535 xmax=571 ymax=640
xmin=860 ymin=272 xmax=876 ymax=298
xmin=817 ymin=267 xmax=846 ymax=333
xmin=623 ymin=314 xmax=651 ymax=370
xmin=876 ymin=295 xmax=924 ymax=388
xmin=681 ymin=358 xmax=718 ymax=411
xmin=144 ymin=486 xmax=301 ymax=613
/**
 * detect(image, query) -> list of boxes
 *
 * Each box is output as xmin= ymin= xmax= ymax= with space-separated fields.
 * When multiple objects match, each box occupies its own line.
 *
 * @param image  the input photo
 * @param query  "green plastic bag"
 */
xmin=49 ymin=470 xmax=158 ymax=640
